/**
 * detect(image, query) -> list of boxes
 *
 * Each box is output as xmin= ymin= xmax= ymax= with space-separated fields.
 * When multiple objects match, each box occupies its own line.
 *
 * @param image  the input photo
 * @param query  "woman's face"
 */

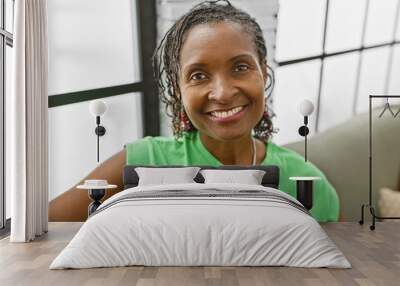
xmin=178 ymin=21 xmax=267 ymax=141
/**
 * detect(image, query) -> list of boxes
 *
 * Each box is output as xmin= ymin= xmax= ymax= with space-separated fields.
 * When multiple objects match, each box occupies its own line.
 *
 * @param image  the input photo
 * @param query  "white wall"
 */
xmin=47 ymin=0 xmax=143 ymax=200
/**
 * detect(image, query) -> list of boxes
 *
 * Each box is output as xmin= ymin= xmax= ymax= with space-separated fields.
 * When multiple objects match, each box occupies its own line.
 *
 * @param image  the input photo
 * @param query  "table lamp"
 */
xmin=298 ymin=99 xmax=314 ymax=162
xmin=89 ymin=100 xmax=107 ymax=162
xmin=291 ymin=99 xmax=319 ymax=210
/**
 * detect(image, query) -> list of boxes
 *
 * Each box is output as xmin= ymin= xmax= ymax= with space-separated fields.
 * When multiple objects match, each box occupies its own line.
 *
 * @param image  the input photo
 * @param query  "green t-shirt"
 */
xmin=125 ymin=131 xmax=339 ymax=222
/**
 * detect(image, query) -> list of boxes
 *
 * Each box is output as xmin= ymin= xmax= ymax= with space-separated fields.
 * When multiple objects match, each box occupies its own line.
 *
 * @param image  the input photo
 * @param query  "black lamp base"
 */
xmin=296 ymin=180 xmax=313 ymax=210
xmin=88 ymin=189 xmax=106 ymax=216
xmin=290 ymin=177 xmax=320 ymax=210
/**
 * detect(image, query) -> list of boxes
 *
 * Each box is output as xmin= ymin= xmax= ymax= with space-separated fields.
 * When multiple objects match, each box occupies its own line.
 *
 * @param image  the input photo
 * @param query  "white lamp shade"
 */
xmin=298 ymin=99 xmax=314 ymax=116
xmin=89 ymin=100 xmax=107 ymax=116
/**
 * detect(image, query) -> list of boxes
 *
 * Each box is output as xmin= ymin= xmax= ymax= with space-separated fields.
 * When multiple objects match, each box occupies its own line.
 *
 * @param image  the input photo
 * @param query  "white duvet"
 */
xmin=50 ymin=183 xmax=351 ymax=269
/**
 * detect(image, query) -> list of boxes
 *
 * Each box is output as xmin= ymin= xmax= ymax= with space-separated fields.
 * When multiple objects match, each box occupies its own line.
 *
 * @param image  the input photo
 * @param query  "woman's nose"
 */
xmin=208 ymin=76 xmax=237 ymax=102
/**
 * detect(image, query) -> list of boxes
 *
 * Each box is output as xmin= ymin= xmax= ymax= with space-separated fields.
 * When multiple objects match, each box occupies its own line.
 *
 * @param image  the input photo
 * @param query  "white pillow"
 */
xmin=200 ymin=169 xmax=266 ymax=185
xmin=135 ymin=167 xmax=200 ymax=186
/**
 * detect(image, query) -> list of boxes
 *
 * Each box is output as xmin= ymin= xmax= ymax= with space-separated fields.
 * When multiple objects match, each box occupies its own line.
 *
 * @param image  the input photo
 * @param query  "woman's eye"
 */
xmin=190 ymin=72 xmax=207 ymax=81
xmin=234 ymin=64 xmax=249 ymax=72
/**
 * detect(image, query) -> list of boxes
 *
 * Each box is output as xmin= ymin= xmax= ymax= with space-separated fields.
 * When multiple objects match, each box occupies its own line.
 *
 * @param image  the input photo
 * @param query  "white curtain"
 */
xmin=9 ymin=0 xmax=49 ymax=242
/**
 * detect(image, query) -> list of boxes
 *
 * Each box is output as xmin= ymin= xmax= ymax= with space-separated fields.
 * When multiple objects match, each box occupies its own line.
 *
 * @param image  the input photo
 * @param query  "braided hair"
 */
xmin=152 ymin=0 xmax=277 ymax=142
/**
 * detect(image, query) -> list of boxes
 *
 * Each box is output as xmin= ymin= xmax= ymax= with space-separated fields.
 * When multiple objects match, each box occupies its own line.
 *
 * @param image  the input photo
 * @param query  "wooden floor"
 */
xmin=0 ymin=222 xmax=399 ymax=286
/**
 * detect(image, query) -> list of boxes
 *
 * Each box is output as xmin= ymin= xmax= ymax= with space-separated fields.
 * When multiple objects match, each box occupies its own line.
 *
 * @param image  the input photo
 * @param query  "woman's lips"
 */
xmin=207 ymin=105 xmax=248 ymax=123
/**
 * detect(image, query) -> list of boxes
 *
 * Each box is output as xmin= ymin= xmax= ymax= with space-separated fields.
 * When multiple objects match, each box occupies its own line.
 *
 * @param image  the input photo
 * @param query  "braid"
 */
xmin=152 ymin=0 xmax=277 ymax=142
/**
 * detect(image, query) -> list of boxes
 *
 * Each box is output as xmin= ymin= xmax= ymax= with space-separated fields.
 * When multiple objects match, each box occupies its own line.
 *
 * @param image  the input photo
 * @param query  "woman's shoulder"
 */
xmin=124 ymin=132 xmax=196 ymax=165
xmin=125 ymin=131 xmax=194 ymax=148
xmin=267 ymin=141 xmax=325 ymax=177
xmin=267 ymin=141 xmax=306 ymax=163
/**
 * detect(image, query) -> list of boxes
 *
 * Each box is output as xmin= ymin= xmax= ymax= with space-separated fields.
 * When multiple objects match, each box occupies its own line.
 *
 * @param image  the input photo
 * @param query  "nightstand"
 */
xmin=77 ymin=184 xmax=117 ymax=216
xmin=289 ymin=177 xmax=320 ymax=210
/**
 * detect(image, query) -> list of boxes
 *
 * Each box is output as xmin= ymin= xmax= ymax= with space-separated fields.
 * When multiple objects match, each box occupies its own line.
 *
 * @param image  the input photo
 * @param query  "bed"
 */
xmin=50 ymin=165 xmax=350 ymax=269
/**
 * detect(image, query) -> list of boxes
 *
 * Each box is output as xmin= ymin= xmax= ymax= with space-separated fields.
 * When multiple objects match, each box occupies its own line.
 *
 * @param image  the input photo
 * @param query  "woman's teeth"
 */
xmin=210 ymin=106 xmax=244 ymax=118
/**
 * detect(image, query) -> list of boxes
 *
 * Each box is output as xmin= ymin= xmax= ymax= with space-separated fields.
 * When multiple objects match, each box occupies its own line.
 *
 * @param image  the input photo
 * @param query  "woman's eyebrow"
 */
xmin=229 ymin=53 xmax=255 ymax=62
xmin=182 ymin=53 xmax=256 ymax=73
xmin=182 ymin=63 xmax=208 ymax=74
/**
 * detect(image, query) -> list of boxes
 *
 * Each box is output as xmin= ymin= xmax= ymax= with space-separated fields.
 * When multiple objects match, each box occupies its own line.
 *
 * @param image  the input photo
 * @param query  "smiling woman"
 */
xmin=49 ymin=0 xmax=339 ymax=222
xmin=178 ymin=22 xmax=267 ymax=151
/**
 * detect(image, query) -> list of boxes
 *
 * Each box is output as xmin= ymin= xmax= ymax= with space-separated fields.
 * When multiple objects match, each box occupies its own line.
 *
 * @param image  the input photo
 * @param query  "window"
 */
xmin=318 ymin=52 xmax=359 ymax=131
xmin=1 ymin=0 xmax=14 ymax=231
xmin=273 ymin=60 xmax=321 ymax=144
xmin=46 ymin=0 xmax=158 ymax=204
xmin=275 ymin=0 xmax=326 ymax=62
xmin=48 ymin=0 xmax=141 ymax=95
xmin=273 ymin=0 xmax=400 ymax=144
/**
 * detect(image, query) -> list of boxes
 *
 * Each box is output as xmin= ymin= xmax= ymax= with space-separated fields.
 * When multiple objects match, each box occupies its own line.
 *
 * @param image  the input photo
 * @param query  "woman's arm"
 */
xmin=49 ymin=149 xmax=126 ymax=222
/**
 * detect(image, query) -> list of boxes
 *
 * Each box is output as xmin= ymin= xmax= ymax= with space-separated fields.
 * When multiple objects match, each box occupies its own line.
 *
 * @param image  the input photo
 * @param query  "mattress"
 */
xmin=50 ymin=183 xmax=351 ymax=269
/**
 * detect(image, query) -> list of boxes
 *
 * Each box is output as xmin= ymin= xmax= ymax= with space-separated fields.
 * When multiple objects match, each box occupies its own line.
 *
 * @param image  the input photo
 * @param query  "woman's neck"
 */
xmin=199 ymin=132 xmax=265 ymax=165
